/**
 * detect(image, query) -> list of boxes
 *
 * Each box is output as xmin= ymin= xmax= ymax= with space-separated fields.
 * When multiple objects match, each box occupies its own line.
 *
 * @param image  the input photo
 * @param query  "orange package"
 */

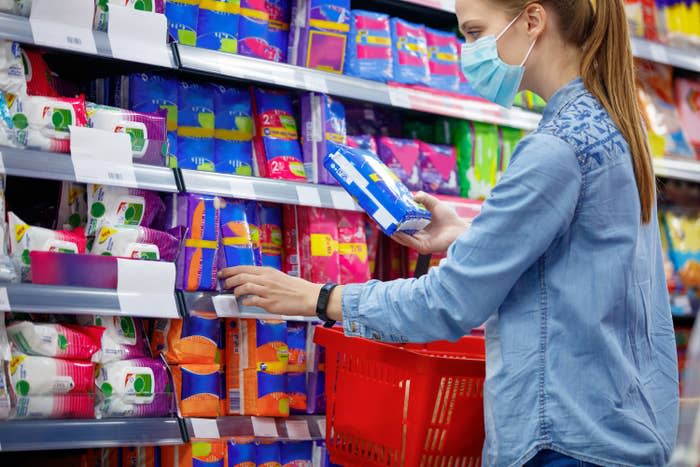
xmin=151 ymin=312 xmax=221 ymax=364
xmin=225 ymin=319 xmax=242 ymax=415
xmin=240 ymin=319 xmax=289 ymax=417
xmin=161 ymin=441 xmax=225 ymax=467
xmin=171 ymin=363 xmax=223 ymax=418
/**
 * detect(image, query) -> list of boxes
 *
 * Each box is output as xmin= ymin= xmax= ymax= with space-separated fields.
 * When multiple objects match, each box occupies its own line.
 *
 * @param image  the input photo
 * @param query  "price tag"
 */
xmin=0 ymin=288 xmax=10 ymax=312
xmin=107 ymin=6 xmax=172 ymax=68
xmin=70 ymin=126 xmax=137 ymax=187
xmin=285 ymin=420 xmax=312 ymax=440
xmin=303 ymin=74 xmax=329 ymax=94
xmin=296 ymin=186 xmax=322 ymax=207
xmin=317 ymin=418 xmax=327 ymax=436
xmin=252 ymin=417 xmax=279 ymax=438
xmin=229 ymin=178 xmax=257 ymax=200
xmin=388 ymin=87 xmax=411 ymax=109
xmin=268 ymin=67 xmax=298 ymax=87
xmin=29 ymin=0 xmax=97 ymax=55
xmin=117 ymin=259 xmax=179 ymax=318
xmin=190 ymin=418 xmax=220 ymax=439
xmin=649 ymin=44 xmax=669 ymax=65
xmin=330 ymin=191 xmax=357 ymax=211
xmin=212 ymin=295 xmax=240 ymax=318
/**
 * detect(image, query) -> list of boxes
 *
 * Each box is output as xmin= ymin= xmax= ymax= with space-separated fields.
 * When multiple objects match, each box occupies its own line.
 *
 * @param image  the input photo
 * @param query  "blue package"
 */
xmin=324 ymin=145 xmax=432 ymax=235
xmin=281 ymin=442 xmax=313 ymax=465
xmin=212 ymin=84 xmax=254 ymax=176
xmin=300 ymin=92 xmax=346 ymax=185
xmin=345 ymin=10 xmax=393 ymax=81
xmin=256 ymin=441 xmax=282 ymax=466
xmin=178 ymin=81 xmax=215 ymax=171
xmin=425 ymin=27 xmax=460 ymax=92
xmin=239 ymin=0 xmax=278 ymax=60
xmin=258 ymin=203 xmax=283 ymax=270
xmin=267 ymin=0 xmax=291 ymax=62
xmin=228 ymin=438 xmax=256 ymax=465
xmin=390 ymin=18 xmax=430 ymax=85
xmin=197 ymin=0 xmax=239 ymax=53
xmin=220 ymin=199 xmax=262 ymax=268
xmin=261 ymin=137 xmax=306 ymax=179
xmin=165 ymin=0 xmax=199 ymax=46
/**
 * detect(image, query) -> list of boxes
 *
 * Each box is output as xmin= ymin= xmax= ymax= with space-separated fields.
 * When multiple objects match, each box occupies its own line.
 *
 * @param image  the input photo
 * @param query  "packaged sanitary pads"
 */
xmin=57 ymin=182 xmax=87 ymax=231
xmin=167 ymin=441 xmax=226 ymax=467
xmin=211 ymin=84 xmax=254 ymax=176
xmin=80 ymin=315 xmax=150 ymax=364
xmin=95 ymin=357 xmax=172 ymax=418
xmin=0 ymin=91 xmax=24 ymax=148
xmin=418 ymin=142 xmax=459 ymax=196
xmin=300 ymin=92 xmax=346 ymax=185
xmin=239 ymin=319 xmax=289 ymax=417
xmin=337 ymin=211 xmax=370 ymax=284
xmin=171 ymin=363 xmax=222 ymax=417
xmin=345 ymin=11 xmax=392 ymax=81
xmin=12 ymin=393 xmax=95 ymax=419
xmin=281 ymin=441 xmax=313 ymax=467
xmin=91 ymin=225 xmax=178 ymax=261
xmin=324 ymin=145 xmax=431 ymax=235
xmin=94 ymin=0 xmax=165 ymax=32
xmin=228 ymin=438 xmax=256 ymax=466
xmin=451 ymin=121 xmax=499 ymax=199
xmin=425 ymin=28 xmax=460 ymax=92
xmin=305 ymin=325 xmax=325 ymax=414
xmin=224 ymin=319 xmax=241 ymax=415
xmin=0 ymin=41 xmax=27 ymax=96
xmin=498 ymin=126 xmax=523 ymax=179
xmin=378 ymin=137 xmax=421 ymax=191
xmin=7 ymin=321 xmax=103 ymax=361
xmin=197 ymin=0 xmax=240 ymax=53
xmin=9 ymin=354 xmax=94 ymax=396
xmin=282 ymin=206 xmax=340 ymax=283
xmin=256 ymin=441 xmax=282 ymax=466
xmin=390 ymin=18 xmax=430 ymax=85
xmin=0 ymin=313 xmax=10 ymax=420
xmin=259 ymin=203 xmax=283 ymax=269
xmin=286 ymin=322 xmax=306 ymax=412
xmin=165 ymin=0 xmax=199 ymax=46
xmin=167 ymin=193 xmax=221 ymax=291
xmin=238 ymin=0 xmax=276 ymax=60
xmin=178 ymin=81 xmax=216 ymax=171
xmin=18 ymin=95 xmax=88 ymax=153
xmin=267 ymin=0 xmax=291 ymax=62
xmin=346 ymin=134 xmax=377 ymax=154
xmin=288 ymin=0 xmax=351 ymax=73
xmin=87 ymin=103 xmax=168 ymax=166
xmin=87 ymin=185 xmax=164 ymax=236
xmin=151 ymin=311 xmax=221 ymax=364
xmin=219 ymin=199 xmax=262 ymax=268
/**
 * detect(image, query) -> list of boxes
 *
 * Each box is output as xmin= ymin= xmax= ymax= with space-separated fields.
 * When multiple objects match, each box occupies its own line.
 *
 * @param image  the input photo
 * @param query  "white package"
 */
xmin=0 ymin=41 xmax=27 ymax=96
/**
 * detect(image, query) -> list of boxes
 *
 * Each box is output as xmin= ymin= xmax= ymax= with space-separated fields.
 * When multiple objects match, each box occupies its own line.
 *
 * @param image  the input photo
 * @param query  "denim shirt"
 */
xmin=341 ymin=78 xmax=679 ymax=466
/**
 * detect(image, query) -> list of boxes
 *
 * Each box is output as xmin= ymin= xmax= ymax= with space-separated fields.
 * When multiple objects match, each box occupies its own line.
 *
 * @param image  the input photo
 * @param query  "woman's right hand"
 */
xmin=392 ymin=192 xmax=470 ymax=255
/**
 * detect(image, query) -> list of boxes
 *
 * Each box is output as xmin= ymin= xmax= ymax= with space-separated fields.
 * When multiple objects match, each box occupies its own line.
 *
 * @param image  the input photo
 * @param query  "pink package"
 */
xmin=418 ymin=142 xmax=460 ymax=196
xmin=377 ymin=137 xmax=421 ymax=191
xmin=6 ymin=321 xmax=104 ymax=361
xmin=338 ymin=211 xmax=370 ymax=284
xmin=9 ymin=355 xmax=95 ymax=396
xmin=346 ymin=134 xmax=378 ymax=154
xmin=282 ymin=206 xmax=340 ymax=283
xmin=12 ymin=393 xmax=95 ymax=419
xmin=675 ymin=77 xmax=700 ymax=155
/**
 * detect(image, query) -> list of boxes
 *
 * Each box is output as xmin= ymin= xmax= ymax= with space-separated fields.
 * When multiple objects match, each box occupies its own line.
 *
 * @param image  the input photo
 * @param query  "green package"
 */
xmin=498 ymin=126 xmax=524 ymax=179
xmin=403 ymin=119 xmax=434 ymax=142
xmin=451 ymin=121 xmax=499 ymax=199
xmin=434 ymin=118 xmax=452 ymax=145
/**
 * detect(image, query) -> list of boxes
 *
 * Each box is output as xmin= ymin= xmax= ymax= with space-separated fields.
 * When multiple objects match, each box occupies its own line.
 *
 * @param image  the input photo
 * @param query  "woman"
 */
xmin=220 ymin=0 xmax=679 ymax=465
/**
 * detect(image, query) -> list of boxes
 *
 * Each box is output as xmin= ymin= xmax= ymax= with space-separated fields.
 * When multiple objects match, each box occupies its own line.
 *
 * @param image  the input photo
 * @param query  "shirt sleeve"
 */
xmin=341 ymin=133 xmax=583 ymax=343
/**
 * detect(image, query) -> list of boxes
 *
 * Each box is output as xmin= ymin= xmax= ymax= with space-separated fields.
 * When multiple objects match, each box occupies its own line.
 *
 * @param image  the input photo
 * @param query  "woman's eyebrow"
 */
xmin=459 ymin=20 xmax=479 ymax=32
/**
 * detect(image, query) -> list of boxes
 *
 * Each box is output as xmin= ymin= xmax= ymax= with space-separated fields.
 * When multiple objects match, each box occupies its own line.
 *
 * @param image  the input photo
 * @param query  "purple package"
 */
xmin=78 ymin=315 xmax=151 ymax=364
xmin=418 ymin=142 xmax=460 ymax=196
xmin=91 ymin=225 xmax=180 ymax=262
xmin=301 ymin=92 xmax=346 ymax=185
xmin=288 ymin=0 xmax=351 ymax=73
xmin=377 ymin=137 xmax=421 ymax=191
xmin=95 ymin=357 xmax=173 ymax=418
xmin=167 ymin=193 xmax=221 ymax=291
xmin=86 ymin=185 xmax=166 ymax=236
xmin=86 ymin=103 xmax=168 ymax=166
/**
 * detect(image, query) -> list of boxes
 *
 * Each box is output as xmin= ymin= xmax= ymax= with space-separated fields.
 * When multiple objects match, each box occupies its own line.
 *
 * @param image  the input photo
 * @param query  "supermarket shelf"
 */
xmin=186 ymin=416 xmax=326 ymax=441
xmin=0 ymin=417 xmax=184 ymax=452
xmin=631 ymin=37 xmax=700 ymax=73
xmin=180 ymin=170 xmax=362 ymax=212
xmin=654 ymin=157 xmax=700 ymax=183
xmin=182 ymin=291 xmax=320 ymax=322
xmin=176 ymin=45 xmax=542 ymax=131
xmin=0 ymin=283 xmax=180 ymax=319
xmin=0 ymin=12 xmax=177 ymax=68
xmin=0 ymin=146 xmax=180 ymax=192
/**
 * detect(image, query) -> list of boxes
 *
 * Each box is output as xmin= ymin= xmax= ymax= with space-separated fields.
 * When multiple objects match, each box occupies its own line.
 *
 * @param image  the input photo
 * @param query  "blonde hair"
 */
xmin=500 ymin=0 xmax=654 ymax=223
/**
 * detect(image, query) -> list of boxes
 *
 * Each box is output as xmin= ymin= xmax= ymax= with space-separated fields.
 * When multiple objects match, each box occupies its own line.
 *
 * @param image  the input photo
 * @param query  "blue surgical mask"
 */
xmin=460 ymin=12 xmax=537 ymax=108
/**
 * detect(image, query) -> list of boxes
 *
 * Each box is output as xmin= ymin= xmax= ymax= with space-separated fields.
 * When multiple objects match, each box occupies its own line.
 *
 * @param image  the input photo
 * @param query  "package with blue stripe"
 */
xmin=345 ymin=10 xmax=393 ymax=81
xmin=197 ymin=0 xmax=240 ymax=53
xmin=324 ymin=145 xmax=431 ymax=235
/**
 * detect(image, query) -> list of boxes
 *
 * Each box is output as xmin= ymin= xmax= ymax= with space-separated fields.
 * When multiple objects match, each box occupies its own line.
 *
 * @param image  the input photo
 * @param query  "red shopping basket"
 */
xmin=314 ymin=326 xmax=486 ymax=467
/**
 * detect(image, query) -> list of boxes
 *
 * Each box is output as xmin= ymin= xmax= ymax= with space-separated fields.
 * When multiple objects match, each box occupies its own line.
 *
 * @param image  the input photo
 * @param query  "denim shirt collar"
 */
xmin=540 ymin=77 xmax=587 ymax=125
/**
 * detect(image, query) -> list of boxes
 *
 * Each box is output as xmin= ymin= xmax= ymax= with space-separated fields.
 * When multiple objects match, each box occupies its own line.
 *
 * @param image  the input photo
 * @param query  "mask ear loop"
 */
xmin=520 ymin=38 xmax=538 ymax=66
xmin=496 ymin=10 xmax=525 ymax=41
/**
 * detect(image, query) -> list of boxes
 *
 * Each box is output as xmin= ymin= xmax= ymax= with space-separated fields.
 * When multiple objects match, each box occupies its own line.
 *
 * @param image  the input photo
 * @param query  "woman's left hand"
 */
xmin=218 ymin=266 xmax=322 ymax=316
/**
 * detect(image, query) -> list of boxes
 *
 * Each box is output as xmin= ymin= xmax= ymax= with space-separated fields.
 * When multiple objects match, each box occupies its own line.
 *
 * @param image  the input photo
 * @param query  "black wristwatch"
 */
xmin=316 ymin=282 xmax=338 ymax=328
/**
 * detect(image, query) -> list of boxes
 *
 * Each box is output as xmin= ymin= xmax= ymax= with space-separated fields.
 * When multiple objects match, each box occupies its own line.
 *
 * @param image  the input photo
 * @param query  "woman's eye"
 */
xmin=466 ymin=31 xmax=480 ymax=42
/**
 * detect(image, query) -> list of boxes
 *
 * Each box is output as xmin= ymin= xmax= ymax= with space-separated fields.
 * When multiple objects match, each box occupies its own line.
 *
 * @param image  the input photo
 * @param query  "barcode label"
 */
xmin=108 ymin=172 xmax=124 ymax=181
xmin=229 ymin=389 xmax=240 ymax=414
xmin=66 ymin=36 xmax=82 ymax=45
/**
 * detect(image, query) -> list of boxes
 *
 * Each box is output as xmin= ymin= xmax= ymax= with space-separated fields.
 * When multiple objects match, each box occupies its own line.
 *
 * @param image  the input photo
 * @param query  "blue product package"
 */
xmin=281 ymin=442 xmax=313 ymax=466
xmin=178 ymin=81 xmax=215 ymax=171
xmin=324 ymin=145 xmax=432 ymax=235
xmin=345 ymin=10 xmax=393 ymax=81
xmin=390 ymin=18 xmax=430 ymax=85
xmin=267 ymin=0 xmax=291 ymax=62
xmin=212 ymin=84 xmax=254 ymax=175
xmin=120 ymin=73 xmax=179 ymax=167
xmin=300 ymin=92 xmax=346 ymax=185
xmin=258 ymin=203 xmax=283 ymax=270
xmin=219 ymin=199 xmax=261 ymax=268
xmin=165 ymin=0 xmax=199 ymax=46
xmin=228 ymin=438 xmax=256 ymax=466
xmin=256 ymin=441 xmax=282 ymax=466
xmin=238 ymin=0 xmax=277 ymax=60
xmin=197 ymin=0 xmax=240 ymax=53
xmin=425 ymin=27 xmax=460 ymax=92
xmin=261 ymin=137 xmax=306 ymax=179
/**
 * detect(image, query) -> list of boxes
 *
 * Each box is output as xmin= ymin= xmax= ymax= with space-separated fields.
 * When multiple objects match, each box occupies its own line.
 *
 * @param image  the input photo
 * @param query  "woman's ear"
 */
xmin=524 ymin=2 xmax=547 ymax=38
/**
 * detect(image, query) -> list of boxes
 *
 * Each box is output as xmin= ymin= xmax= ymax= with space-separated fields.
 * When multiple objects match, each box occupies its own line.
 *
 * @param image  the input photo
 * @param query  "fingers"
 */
xmin=218 ymin=265 xmax=266 ymax=279
xmin=223 ymin=273 xmax=266 ymax=290
xmin=392 ymin=232 xmax=421 ymax=250
xmin=413 ymin=191 xmax=442 ymax=212
xmin=241 ymin=295 xmax=272 ymax=310
xmin=233 ymin=282 xmax=266 ymax=298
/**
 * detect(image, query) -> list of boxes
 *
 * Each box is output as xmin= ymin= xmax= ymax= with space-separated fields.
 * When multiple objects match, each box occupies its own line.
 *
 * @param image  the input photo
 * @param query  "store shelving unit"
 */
xmin=653 ymin=158 xmax=700 ymax=184
xmin=186 ymin=416 xmax=326 ymax=441
xmin=182 ymin=291 xmax=320 ymax=322
xmin=0 ymin=417 xmax=184 ymax=452
xmin=631 ymin=37 xmax=700 ymax=73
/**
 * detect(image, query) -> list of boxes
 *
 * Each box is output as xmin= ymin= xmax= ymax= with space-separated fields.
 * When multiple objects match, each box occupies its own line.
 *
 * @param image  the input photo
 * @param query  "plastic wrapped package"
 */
xmin=171 ymin=363 xmax=222 ymax=418
xmin=662 ymin=210 xmax=700 ymax=291
xmin=163 ymin=441 xmax=226 ymax=466
xmin=425 ymin=28 xmax=460 ymax=92
xmin=267 ymin=0 xmax=291 ymax=62
xmin=418 ymin=142 xmax=460 ymax=196
xmin=345 ymin=10 xmax=393 ymax=81
xmin=151 ymin=311 xmax=221 ymax=364
xmin=238 ymin=0 xmax=276 ymax=60
xmin=282 ymin=206 xmax=340 ymax=283
xmin=86 ymin=184 xmax=164 ymax=236
xmin=91 ymin=225 xmax=179 ymax=261
xmin=165 ymin=0 xmax=199 ymax=46
xmin=675 ymin=77 xmax=700 ymax=156
xmin=346 ymin=134 xmax=377 ymax=154
xmin=498 ymin=126 xmax=523 ymax=179
xmin=337 ymin=211 xmax=370 ymax=284
xmin=0 ymin=41 xmax=27 ymax=96
xmin=93 ymin=0 xmax=165 ymax=32
xmin=7 ymin=321 xmax=103 ymax=361
xmin=224 ymin=319 xmax=241 ymax=415
xmin=211 ymin=84 xmax=254 ymax=176
xmin=377 ymin=137 xmax=421 ymax=191
xmin=0 ymin=312 xmax=11 ymax=420
xmin=178 ymin=81 xmax=216 ymax=171
xmin=219 ymin=199 xmax=262 ymax=269
xmin=78 ymin=315 xmax=151 ymax=364
xmin=196 ymin=0 xmax=239 ymax=53
xmin=259 ymin=203 xmax=283 ymax=270
xmin=0 ymin=91 xmax=23 ymax=148
xmin=282 ymin=441 xmax=313 ymax=467
xmin=305 ymin=325 xmax=325 ymax=414
xmin=390 ymin=18 xmax=430 ymax=85
xmin=12 ymin=393 xmax=95 ymax=419
xmin=300 ymin=92 xmax=346 ymax=185
xmin=451 ymin=120 xmax=499 ymax=199
xmin=8 ymin=354 xmax=94 ymax=396
xmin=12 ymin=95 xmax=88 ymax=153
xmin=256 ymin=440 xmax=282 ymax=465
xmin=287 ymin=322 xmax=307 ymax=412
xmin=57 ymin=182 xmax=87 ymax=231
xmin=228 ymin=437 xmax=256 ymax=465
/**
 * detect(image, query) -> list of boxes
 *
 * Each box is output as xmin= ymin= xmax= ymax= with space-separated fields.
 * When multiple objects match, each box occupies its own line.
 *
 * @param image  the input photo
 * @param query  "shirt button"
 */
xmin=350 ymin=322 xmax=358 ymax=333
xmin=372 ymin=332 xmax=381 ymax=340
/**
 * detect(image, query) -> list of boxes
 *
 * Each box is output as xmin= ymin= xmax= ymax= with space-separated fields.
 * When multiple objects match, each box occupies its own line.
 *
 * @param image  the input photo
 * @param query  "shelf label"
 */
xmin=317 ymin=418 xmax=327 ymax=437
xmin=190 ymin=418 xmax=220 ymax=440
xmin=388 ymin=87 xmax=411 ymax=108
xmin=229 ymin=178 xmax=256 ymax=200
xmin=296 ymin=186 xmax=322 ymax=207
xmin=302 ymin=74 xmax=329 ymax=94
xmin=70 ymin=126 xmax=137 ymax=187
xmin=29 ymin=0 xmax=97 ymax=55
xmin=648 ymin=44 xmax=669 ymax=65
xmin=252 ymin=417 xmax=279 ymax=438
xmin=285 ymin=420 xmax=312 ymax=440
xmin=330 ymin=191 xmax=357 ymax=211
xmin=0 ymin=287 xmax=10 ymax=312
xmin=107 ymin=6 xmax=172 ymax=68
xmin=116 ymin=259 xmax=178 ymax=318
xmin=212 ymin=294 xmax=240 ymax=318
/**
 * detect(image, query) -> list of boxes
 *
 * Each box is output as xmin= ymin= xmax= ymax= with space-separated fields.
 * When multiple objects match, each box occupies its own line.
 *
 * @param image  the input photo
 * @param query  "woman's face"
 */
xmin=455 ymin=0 xmax=534 ymax=68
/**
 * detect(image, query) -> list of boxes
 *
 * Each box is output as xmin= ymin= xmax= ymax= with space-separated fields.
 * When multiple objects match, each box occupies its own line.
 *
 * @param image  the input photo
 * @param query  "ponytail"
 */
xmin=581 ymin=0 xmax=655 ymax=223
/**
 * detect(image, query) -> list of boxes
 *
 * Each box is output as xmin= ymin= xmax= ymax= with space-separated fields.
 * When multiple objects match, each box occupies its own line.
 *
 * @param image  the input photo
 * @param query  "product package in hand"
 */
xmin=324 ymin=145 xmax=431 ymax=236
xmin=219 ymin=199 xmax=262 ymax=269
